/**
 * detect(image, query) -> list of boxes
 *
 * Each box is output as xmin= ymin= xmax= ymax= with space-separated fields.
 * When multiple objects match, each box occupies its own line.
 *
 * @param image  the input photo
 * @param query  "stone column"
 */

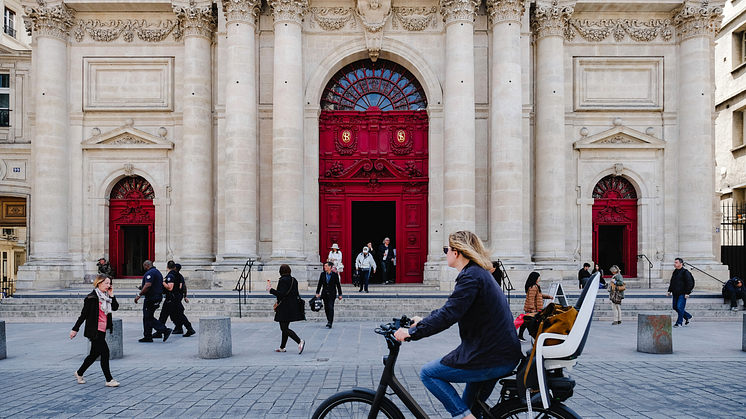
xmin=441 ymin=0 xmax=478 ymax=235
xmin=487 ymin=0 xmax=527 ymax=262
xmin=673 ymin=1 xmax=723 ymax=260
xmin=269 ymin=0 xmax=307 ymax=260
xmin=174 ymin=2 xmax=217 ymax=264
xmin=221 ymin=0 xmax=261 ymax=261
xmin=531 ymin=0 xmax=574 ymax=262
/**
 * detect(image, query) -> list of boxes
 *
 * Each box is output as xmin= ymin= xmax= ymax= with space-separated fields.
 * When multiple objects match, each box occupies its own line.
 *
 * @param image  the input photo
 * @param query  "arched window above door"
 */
xmin=321 ymin=59 xmax=427 ymax=111
xmin=110 ymin=176 xmax=155 ymax=200
xmin=592 ymin=175 xmax=637 ymax=199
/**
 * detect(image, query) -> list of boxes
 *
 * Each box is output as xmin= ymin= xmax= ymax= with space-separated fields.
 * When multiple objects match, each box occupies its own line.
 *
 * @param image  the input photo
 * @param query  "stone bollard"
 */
xmin=637 ymin=313 xmax=673 ymax=354
xmin=87 ymin=318 xmax=123 ymax=360
xmin=199 ymin=316 xmax=232 ymax=359
xmin=0 ymin=320 xmax=6 ymax=360
xmin=743 ymin=314 xmax=746 ymax=352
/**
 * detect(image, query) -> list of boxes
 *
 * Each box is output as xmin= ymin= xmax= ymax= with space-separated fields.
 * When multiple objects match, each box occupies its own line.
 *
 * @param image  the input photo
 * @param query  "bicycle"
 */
xmin=311 ymin=315 xmax=583 ymax=419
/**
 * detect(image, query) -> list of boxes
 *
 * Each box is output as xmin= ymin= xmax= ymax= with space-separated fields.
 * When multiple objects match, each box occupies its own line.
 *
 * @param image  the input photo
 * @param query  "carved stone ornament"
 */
xmin=440 ymin=0 xmax=478 ymax=25
xmin=392 ymin=7 xmax=437 ymax=31
xmin=123 ymin=163 xmax=135 ymax=177
xmin=531 ymin=0 xmax=574 ymax=39
xmin=486 ymin=0 xmax=526 ymax=27
xmin=598 ymin=135 xmax=635 ymax=144
xmin=613 ymin=163 xmax=624 ymax=177
xmin=110 ymin=136 xmax=148 ymax=145
xmin=222 ymin=0 xmax=262 ymax=24
xmin=565 ymin=19 xmax=673 ymax=42
xmin=672 ymin=0 xmax=724 ymax=41
xmin=270 ymin=0 xmax=309 ymax=25
xmin=356 ymin=0 xmax=392 ymax=61
xmin=24 ymin=0 xmax=76 ymax=41
xmin=173 ymin=0 xmax=218 ymax=39
xmin=74 ymin=19 xmax=182 ymax=43
xmin=309 ymin=7 xmax=355 ymax=30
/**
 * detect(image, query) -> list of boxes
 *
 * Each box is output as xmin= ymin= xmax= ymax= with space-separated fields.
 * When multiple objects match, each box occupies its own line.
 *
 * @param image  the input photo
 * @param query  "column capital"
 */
xmin=23 ymin=0 xmax=76 ymax=42
xmin=173 ymin=1 xmax=217 ymax=39
xmin=222 ymin=0 xmax=261 ymax=25
xmin=440 ymin=0 xmax=478 ymax=26
xmin=486 ymin=0 xmax=525 ymax=28
xmin=270 ymin=0 xmax=308 ymax=25
xmin=672 ymin=0 xmax=724 ymax=42
xmin=531 ymin=0 xmax=574 ymax=39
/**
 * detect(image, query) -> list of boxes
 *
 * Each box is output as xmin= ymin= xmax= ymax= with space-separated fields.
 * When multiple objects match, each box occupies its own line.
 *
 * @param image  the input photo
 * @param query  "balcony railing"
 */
xmin=0 ymin=109 xmax=9 ymax=127
xmin=3 ymin=24 xmax=15 ymax=38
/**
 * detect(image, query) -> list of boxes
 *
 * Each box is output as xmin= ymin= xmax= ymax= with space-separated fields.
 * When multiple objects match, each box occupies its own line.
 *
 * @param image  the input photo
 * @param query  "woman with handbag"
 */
xmin=267 ymin=264 xmax=305 ymax=354
xmin=608 ymin=265 xmax=625 ymax=325
xmin=518 ymin=272 xmax=553 ymax=341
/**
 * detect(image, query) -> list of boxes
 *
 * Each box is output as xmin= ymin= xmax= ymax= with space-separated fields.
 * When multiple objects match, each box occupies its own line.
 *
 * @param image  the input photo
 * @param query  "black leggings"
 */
xmin=78 ymin=331 xmax=113 ymax=382
xmin=279 ymin=322 xmax=300 ymax=349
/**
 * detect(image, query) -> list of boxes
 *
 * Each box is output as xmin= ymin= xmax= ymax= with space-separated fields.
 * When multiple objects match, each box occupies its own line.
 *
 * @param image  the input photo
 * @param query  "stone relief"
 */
xmin=173 ymin=0 xmax=218 ymax=39
xmin=672 ymin=0 xmax=724 ymax=41
xmin=74 ymin=19 xmax=182 ymax=43
xmin=486 ymin=0 xmax=525 ymax=27
xmin=309 ymin=7 xmax=355 ymax=30
xmin=270 ymin=0 xmax=309 ymax=25
xmin=110 ymin=136 xmax=147 ymax=145
xmin=598 ymin=135 xmax=635 ymax=144
xmin=222 ymin=0 xmax=262 ymax=24
xmin=531 ymin=0 xmax=574 ymax=39
xmin=123 ymin=163 xmax=135 ymax=177
xmin=391 ymin=7 xmax=437 ymax=31
xmin=23 ymin=0 xmax=76 ymax=40
xmin=356 ymin=0 xmax=392 ymax=61
xmin=565 ymin=19 xmax=673 ymax=42
xmin=440 ymin=0 xmax=478 ymax=24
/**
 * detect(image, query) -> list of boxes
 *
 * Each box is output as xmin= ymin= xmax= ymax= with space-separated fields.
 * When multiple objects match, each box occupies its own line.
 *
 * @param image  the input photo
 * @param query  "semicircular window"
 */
xmin=592 ymin=175 xmax=637 ymax=199
xmin=111 ymin=176 xmax=155 ymax=200
xmin=321 ymin=59 xmax=427 ymax=111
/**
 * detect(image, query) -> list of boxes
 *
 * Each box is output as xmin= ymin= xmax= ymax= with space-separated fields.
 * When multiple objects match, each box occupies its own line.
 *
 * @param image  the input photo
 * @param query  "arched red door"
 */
xmin=592 ymin=176 xmax=637 ymax=278
xmin=319 ymin=59 xmax=428 ymax=283
xmin=109 ymin=177 xmax=155 ymax=278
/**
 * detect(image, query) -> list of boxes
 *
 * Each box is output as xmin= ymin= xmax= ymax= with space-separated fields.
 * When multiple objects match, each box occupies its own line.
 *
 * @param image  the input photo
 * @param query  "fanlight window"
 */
xmin=592 ymin=175 xmax=637 ymax=199
xmin=111 ymin=176 xmax=155 ymax=200
xmin=321 ymin=59 xmax=427 ymax=111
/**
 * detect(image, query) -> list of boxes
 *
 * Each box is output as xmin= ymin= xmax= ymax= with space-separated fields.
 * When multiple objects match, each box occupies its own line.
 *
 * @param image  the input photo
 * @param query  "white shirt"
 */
xmin=328 ymin=250 xmax=343 ymax=272
xmin=355 ymin=253 xmax=376 ymax=271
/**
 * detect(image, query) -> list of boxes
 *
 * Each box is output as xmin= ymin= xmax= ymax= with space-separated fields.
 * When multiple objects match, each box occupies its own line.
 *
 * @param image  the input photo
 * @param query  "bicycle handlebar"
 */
xmin=375 ymin=316 xmax=413 ymax=342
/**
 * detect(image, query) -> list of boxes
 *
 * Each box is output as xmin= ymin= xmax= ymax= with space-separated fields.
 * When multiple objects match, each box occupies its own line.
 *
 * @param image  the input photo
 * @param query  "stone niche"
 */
xmin=83 ymin=57 xmax=174 ymax=111
xmin=573 ymin=57 xmax=663 ymax=111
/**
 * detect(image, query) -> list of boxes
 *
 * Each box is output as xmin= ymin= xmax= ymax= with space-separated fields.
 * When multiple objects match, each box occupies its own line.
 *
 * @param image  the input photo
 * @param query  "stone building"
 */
xmin=5 ymin=0 xmax=728 ymax=292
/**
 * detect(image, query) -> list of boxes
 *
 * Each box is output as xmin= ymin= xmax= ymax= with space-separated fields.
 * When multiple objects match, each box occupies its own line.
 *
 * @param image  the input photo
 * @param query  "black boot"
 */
xmin=172 ymin=328 xmax=184 ymax=335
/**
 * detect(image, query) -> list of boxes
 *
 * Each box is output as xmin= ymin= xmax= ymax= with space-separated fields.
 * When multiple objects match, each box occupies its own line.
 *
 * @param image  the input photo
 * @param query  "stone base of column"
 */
xmin=212 ymin=259 xmax=263 ymax=291
xmin=260 ymin=260 xmax=322 ymax=291
xmin=16 ymin=263 xmax=78 ymax=291
xmin=176 ymin=262 xmax=216 ymax=290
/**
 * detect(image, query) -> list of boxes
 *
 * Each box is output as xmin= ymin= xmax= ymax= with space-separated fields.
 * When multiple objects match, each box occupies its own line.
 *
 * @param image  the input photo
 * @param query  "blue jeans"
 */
xmin=359 ymin=268 xmax=371 ymax=291
xmin=420 ymin=358 xmax=519 ymax=418
xmin=672 ymin=294 xmax=691 ymax=326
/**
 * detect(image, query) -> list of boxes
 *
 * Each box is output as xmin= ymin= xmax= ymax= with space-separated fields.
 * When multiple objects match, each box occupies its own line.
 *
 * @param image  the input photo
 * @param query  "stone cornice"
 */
xmin=23 ymin=1 xmax=76 ymax=41
xmin=440 ymin=0 xmax=478 ymax=26
xmin=222 ymin=0 xmax=261 ymax=25
xmin=531 ymin=0 xmax=574 ymax=39
xmin=270 ymin=0 xmax=308 ymax=25
xmin=486 ymin=0 xmax=525 ymax=28
xmin=173 ymin=1 xmax=217 ymax=39
xmin=672 ymin=0 xmax=724 ymax=41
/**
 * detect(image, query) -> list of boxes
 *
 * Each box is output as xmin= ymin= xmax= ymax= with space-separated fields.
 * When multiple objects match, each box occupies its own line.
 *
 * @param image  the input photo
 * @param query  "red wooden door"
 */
xmin=109 ymin=177 xmax=156 ymax=278
xmin=591 ymin=176 xmax=638 ymax=278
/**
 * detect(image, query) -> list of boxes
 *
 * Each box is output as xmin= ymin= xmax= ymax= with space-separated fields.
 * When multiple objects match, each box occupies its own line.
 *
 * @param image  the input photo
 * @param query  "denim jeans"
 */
xmin=672 ymin=294 xmax=691 ymax=326
xmin=359 ymin=268 xmax=371 ymax=291
xmin=420 ymin=358 xmax=519 ymax=418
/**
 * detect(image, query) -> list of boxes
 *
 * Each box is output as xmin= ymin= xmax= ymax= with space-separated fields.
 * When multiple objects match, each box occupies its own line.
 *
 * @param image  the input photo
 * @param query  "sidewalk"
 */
xmin=0 ymin=318 xmax=744 ymax=418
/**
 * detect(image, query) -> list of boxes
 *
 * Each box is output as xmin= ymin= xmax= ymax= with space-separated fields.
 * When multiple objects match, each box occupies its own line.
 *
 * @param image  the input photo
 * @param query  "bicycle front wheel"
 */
xmin=312 ymin=390 xmax=405 ymax=419
xmin=491 ymin=399 xmax=581 ymax=419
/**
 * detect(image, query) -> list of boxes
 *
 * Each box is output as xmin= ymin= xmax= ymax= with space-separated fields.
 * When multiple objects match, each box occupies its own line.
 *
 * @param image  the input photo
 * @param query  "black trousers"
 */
xmin=725 ymin=290 xmax=746 ymax=307
xmin=279 ymin=322 xmax=300 ymax=349
xmin=158 ymin=296 xmax=192 ymax=331
xmin=323 ymin=295 xmax=336 ymax=324
xmin=143 ymin=295 xmax=167 ymax=338
xmin=78 ymin=331 xmax=113 ymax=382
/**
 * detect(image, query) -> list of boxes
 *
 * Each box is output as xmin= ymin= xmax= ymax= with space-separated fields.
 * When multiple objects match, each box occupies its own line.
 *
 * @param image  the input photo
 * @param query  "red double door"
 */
xmin=109 ymin=199 xmax=155 ymax=278
xmin=319 ymin=107 xmax=428 ymax=283
xmin=592 ymin=198 xmax=638 ymax=278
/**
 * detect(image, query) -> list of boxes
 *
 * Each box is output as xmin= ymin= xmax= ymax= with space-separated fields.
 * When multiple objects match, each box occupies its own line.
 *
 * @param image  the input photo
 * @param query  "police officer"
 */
xmin=172 ymin=263 xmax=196 ymax=337
xmin=134 ymin=260 xmax=171 ymax=342
xmin=156 ymin=262 xmax=195 ymax=338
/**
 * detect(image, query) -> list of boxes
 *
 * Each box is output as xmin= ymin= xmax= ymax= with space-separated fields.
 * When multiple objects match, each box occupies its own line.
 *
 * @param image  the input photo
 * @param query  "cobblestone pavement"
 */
xmin=0 ymin=318 xmax=744 ymax=418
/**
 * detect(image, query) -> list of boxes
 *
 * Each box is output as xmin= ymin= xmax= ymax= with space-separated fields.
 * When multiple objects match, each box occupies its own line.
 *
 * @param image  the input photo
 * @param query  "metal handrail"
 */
xmin=497 ymin=259 xmax=514 ymax=304
xmin=637 ymin=254 xmax=653 ymax=289
xmin=233 ymin=259 xmax=254 ymax=318
xmin=684 ymin=261 xmax=725 ymax=285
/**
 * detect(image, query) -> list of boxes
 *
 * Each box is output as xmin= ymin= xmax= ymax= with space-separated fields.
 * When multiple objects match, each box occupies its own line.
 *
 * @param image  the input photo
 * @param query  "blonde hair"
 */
xmin=93 ymin=274 xmax=109 ymax=288
xmin=609 ymin=265 xmax=620 ymax=274
xmin=448 ymin=230 xmax=492 ymax=270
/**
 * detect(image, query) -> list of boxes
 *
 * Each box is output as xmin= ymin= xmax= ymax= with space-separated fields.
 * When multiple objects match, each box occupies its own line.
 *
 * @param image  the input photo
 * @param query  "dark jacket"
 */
xmin=723 ymin=278 xmax=745 ymax=294
xmin=408 ymin=261 xmax=523 ymax=370
xmin=578 ymin=268 xmax=591 ymax=287
xmin=316 ymin=271 xmax=342 ymax=298
xmin=270 ymin=275 xmax=304 ymax=323
xmin=668 ymin=267 xmax=695 ymax=296
xmin=72 ymin=290 xmax=119 ymax=339
xmin=141 ymin=266 xmax=164 ymax=296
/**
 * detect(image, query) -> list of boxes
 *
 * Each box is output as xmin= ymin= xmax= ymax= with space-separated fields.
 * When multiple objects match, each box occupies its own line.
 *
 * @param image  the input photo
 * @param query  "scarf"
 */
xmin=94 ymin=287 xmax=113 ymax=315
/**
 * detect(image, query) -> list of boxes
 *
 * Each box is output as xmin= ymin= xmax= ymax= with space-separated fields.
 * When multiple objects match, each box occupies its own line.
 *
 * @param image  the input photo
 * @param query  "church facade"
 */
xmin=6 ymin=0 xmax=728 ymax=291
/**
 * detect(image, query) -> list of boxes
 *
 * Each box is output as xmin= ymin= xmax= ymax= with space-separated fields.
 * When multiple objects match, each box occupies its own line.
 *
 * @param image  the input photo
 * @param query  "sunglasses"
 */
xmin=443 ymin=246 xmax=451 ymax=255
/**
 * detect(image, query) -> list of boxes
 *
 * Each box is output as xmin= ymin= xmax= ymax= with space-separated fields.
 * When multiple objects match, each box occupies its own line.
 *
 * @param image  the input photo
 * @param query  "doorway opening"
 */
xmin=352 ymin=201 xmax=395 ymax=284
xmin=122 ymin=225 xmax=149 ymax=277
xmin=597 ymin=225 xmax=625 ymax=276
xmin=109 ymin=176 xmax=155 ymax=278
xmin=0 ymin=197 xmax=26 ymax=297
xmin=591 ymin=175 xmax=638 ymax=277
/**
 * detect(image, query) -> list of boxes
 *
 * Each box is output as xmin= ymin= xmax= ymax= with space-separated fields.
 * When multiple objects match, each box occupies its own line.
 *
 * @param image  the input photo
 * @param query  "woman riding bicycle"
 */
xmin=394 ymin=230 xmax=523 ymax=419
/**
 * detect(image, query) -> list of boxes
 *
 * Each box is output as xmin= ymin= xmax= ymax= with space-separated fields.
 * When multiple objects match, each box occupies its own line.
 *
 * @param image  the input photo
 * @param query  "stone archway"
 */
xmin=109 ymin=176 xmax=155 ymax=278
xmin=592 ymin=175 xmax=638 ymax=278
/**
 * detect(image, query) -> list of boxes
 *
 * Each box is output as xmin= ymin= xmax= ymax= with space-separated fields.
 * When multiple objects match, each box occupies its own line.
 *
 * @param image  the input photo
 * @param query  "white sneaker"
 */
xmin=74 ymin=371 xmax=85 ymax=384
xmin=105 ymin=379 xmax=120 ymax=387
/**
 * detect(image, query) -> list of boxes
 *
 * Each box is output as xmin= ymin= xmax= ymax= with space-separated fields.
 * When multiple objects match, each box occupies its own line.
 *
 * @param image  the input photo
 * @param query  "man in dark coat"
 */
xmin=378 ymin=237 xmax=394 ymax=284
xmin=316 ymin=261 xmax=343 ymax=328
xmin=723 ymin=277 xmax=746 ymax=311
xmin=667 ymin=257 xmax=695 ymax=327
xmin=134 ymin=260 xmax=171 ymax=342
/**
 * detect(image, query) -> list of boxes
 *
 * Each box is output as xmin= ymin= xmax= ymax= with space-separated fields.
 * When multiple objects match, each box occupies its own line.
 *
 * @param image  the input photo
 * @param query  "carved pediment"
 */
xmin=573 ymin=125 xmax=665 ymax=150
xmin=82 ymin=123 xmax=174 ymax=150
xmin=322 ymin=158 xmax=425 ymax=181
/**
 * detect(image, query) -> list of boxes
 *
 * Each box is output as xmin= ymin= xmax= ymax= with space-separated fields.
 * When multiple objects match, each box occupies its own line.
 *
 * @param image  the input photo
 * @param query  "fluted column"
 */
xmin=531 ymin=0 xmax=573 ymax=261
xmin=270 ymin=0 xmax=307 ymax=259
xmin=174 ymin=2 xmax=217 ymax=263
xmin=487 ymin=0 xmax=527 ymax=261
xmin=441 ymin=0 xmax=478 ymax=235
xmin=674 ymin=1 xmax=723 ymax=260
xmin=24 ymin=1 xmax=75 ymax=262
xmin=221 ymin=0 xmax=260 ymax=261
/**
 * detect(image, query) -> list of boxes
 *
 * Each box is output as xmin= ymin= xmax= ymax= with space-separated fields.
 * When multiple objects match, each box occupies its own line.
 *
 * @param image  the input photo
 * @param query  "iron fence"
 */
xmin=721 ymin=203 xmax=746 ymax=280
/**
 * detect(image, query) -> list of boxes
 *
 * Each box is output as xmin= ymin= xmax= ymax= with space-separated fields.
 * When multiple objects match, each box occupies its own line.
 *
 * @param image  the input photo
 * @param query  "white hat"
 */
xmin=331 ymin=243 xmax=339 ymax=250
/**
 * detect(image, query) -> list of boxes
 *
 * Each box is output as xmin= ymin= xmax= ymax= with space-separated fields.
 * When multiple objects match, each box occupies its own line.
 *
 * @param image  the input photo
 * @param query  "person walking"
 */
xmin=354 ymin=246 xmax=377 ymax=293
xmin=172 ymin=263 xmax=196 ymax=336
xmin=155 ymin=261 xmax=196 ymax=338
xmin=518 ymin=272 xmax=553 ymax=341
xmin=667 ymin=257 xmax=695 ymax=328
xmin=70 ymin=275 xmax=120 ymax=387
xmin=316 ymin=261 xmax=343 ymax=328
xmin=268 ymin=264 xmax=305 ymax=354
xmin=327 ymin=243 xmax=343 ymax=278
xmin=134 ymin=260 xmax=171 ymax=342
xmin=378 ymin=237 xmax=394 ymax=284
xmin=722 ymin=277 xmax=746 ymax=311
xmin=608 ymin=265 xmax=625 ymax=325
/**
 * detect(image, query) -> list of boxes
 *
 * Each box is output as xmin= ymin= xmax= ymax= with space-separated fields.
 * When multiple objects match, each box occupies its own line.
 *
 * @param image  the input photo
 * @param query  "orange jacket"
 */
xmin=523 ymin=285 xmax=551 ymax=313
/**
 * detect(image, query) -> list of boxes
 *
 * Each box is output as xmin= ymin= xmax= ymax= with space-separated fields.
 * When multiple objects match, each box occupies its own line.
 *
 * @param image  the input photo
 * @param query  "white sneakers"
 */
xmin=74 ymin=371 xmax=85 ymax=384
xmin=105 ymin=380 xmax=120 ymax=387
xmin=76 ymin=371 xmax=119 ymax=387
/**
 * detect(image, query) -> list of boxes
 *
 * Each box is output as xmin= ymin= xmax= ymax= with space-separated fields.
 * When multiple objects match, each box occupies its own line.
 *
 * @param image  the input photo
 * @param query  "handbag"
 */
xmin=514 ymin=313 xmax=525 ymax=329
xmin=610 ymin=289 xmax=623 ymax=304
xmin=272 ymin=277 xmax=298 ymax=312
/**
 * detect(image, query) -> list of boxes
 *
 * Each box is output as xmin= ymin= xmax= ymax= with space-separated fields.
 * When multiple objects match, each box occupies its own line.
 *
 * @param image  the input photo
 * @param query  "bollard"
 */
xmin=0 ymin=320 xmax=5 ymax=360
xmin=743 ymin=314 xmax=746 ymax=352
xmin=199 ymin=316 xmax=232 ymax=359
xmin=637 ymin=313 xmax=673 ymax=354
xmin=87 ymin=318 xmax=123 ymax=360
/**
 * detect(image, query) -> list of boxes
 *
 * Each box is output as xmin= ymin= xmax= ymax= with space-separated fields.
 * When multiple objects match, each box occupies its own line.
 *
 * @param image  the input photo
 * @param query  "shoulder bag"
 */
xmin=273 ymin=277 xmax=297 ymax=312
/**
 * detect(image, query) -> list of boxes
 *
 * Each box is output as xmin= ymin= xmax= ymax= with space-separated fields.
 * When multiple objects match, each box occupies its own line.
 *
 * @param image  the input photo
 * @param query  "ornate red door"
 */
xmin=591 ymin=176 xmax=637 ymax=278
xmin=109 ymin=177 xmax=155 ymax=278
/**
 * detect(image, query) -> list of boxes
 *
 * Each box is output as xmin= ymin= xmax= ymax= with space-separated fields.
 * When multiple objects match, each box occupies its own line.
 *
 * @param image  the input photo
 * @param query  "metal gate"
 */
xmin=721 ymin=203 xmax=746 ymax=280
